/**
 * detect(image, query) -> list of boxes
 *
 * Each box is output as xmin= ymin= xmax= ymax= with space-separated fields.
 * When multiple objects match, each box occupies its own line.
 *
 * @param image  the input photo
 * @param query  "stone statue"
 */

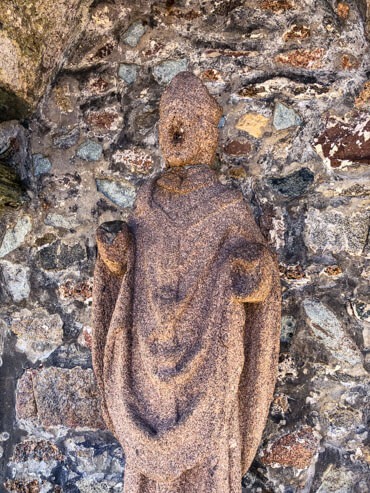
xmin=92 ymin=72 xmax=281 ymax=493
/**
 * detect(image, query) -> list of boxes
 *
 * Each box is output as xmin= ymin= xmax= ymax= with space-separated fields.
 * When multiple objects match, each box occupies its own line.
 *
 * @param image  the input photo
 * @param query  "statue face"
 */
xmin=158 ymin=72 xmax=222 ymax=167
xmin=159 ymin=105 xmax=219 ymax=167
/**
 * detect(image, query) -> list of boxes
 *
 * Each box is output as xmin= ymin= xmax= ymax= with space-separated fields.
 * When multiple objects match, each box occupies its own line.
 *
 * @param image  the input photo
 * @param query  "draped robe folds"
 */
xmin=92 ymin=165 xmax=281 ymax=493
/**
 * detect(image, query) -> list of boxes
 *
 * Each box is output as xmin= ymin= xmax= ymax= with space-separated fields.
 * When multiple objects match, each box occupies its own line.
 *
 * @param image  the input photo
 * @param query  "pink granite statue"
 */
xmin=92 ymin=72 xmax=281 ymax=493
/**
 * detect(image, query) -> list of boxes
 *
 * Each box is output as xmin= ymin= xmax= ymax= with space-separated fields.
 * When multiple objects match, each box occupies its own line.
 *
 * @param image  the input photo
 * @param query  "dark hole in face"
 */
xmin=172 ymin=126 xmax=184 ymax=145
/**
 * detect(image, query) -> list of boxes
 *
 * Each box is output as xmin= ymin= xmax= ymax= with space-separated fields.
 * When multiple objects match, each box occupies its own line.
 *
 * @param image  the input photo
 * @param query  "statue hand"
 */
xmin=96 ymin=221 xmax=132 ymax=276
xmin=230 ymin=242 xmax=273 ymax=302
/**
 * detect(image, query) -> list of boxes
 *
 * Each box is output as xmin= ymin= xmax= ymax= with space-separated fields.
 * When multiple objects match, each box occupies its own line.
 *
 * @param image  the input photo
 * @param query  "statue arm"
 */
xmin=230 ymin=241 xmax=275 ymax=302
xmin=226 ymin=205 xmax=281 ymax=473
xmin=92 ymin=221 xmax=133 ymax=427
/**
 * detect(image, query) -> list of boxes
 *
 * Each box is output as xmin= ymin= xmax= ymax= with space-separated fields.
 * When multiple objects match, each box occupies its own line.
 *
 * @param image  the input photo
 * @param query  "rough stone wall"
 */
xmin=0 ymin=0 xmax=93 ymax=121
xmin=0 ymin=1 xmax=369 ymax=492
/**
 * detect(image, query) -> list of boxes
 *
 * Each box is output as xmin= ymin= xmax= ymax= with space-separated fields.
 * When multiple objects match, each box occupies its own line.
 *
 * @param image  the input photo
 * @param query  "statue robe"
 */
xmin=92 ymin=165 xmax=281 ymax=493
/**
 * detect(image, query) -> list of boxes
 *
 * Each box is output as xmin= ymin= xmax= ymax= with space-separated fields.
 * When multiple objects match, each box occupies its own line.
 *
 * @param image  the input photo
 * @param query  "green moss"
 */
xmin=0 ymin=163 xmax=24 ymax=210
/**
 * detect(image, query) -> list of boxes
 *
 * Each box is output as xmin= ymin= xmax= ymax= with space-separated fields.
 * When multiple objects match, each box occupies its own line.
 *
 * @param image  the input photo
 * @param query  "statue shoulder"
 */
xmin=132 ymin=177 xmax=156 ymax=217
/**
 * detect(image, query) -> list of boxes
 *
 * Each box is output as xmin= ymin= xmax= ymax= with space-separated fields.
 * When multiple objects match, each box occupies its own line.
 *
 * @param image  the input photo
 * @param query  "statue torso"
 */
xmin=126 ymin=165 xmax=246 ymax=433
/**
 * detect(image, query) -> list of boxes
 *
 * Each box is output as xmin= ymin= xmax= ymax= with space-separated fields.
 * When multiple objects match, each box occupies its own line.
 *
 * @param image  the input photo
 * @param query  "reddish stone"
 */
xmin=59 ymin=278 xmax=93 ymax=302
xmin=341 ymin=54 xmax=359 ymax=70
xmin=324 ymin=265 xmax=342 ymax=276
xmin=224 ymin=140 xmax=252 ymax=156
xmin=199 ymin=69 xmax=222 ymax=82
xmin=261 ymin=426 xmax=319 ymax=469
xmin=337 ymin=2 xmax=350 ymax=19
xmin=78 ymin=326 xmax=93 ymax=349
xmin=260 ymin=0 xmax=293 ymax=12
xmin=355 ymin=81 xmax=370 ymax=108
xmin=315 ymin=113 xmax=370 ymax=167
xmin=283 ymin=25 xmax=310 ymax=41
xmin=87 ymin=77 xmax=110 ymax=94
xmin=5 ymin=479 xmax=41 ymax=493
xmin=279 ymin=264 xmax=306 ymax=280
xmin=12 ymin=439 xmax=64 ymax=462
xmin=16 ymin=367 xmax=105 ymax=429
xmin=16 ymin=370 xmax=37 ymax=421
xmin=276 ymin=48 xmax=324 ymax=69
xmin=86 ymin=110 xmax=121 ymax=130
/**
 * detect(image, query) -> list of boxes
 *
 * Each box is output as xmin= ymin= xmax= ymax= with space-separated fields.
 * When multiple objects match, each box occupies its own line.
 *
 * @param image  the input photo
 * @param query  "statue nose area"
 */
xmin=159 ymin=109 xmax=197 ymax=166
xmin=171 ymin=124 xmax=185 ymax=145
xmin=166 ymin=116 xmax=187 ymax=148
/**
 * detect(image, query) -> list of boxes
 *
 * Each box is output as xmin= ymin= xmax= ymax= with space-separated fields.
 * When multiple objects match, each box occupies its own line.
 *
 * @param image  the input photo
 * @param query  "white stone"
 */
xmin=0 ymin=216 xmax=32 ymax=258
xmin=44 ymin=213 xmax=79 ymax=229
xmin=303 ymin=300 xmax=365 ymax=376
xmin=0 ymin=261 xmax=30 ymax=302
xmin=305 ymin=207 xmax=369 ymax=255
xmin=11 ymin=308 xmax=64 ymax=362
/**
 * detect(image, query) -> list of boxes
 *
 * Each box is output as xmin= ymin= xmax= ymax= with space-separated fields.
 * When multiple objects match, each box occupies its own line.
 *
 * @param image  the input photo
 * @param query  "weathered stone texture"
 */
xmin=93 ymin=73 xmax=281 ymax=491
xmin=0 ymin=0 xmax=370 ymax=490
xmin=10 ymin=308 xmax=64 ymax=363
xmin=16 ymin=367 xmax=104 ymax=430
xmin=260 ymin=426 xmax=320 ymax=469
xmin=0 ymin=0 xmax=93 ymax=120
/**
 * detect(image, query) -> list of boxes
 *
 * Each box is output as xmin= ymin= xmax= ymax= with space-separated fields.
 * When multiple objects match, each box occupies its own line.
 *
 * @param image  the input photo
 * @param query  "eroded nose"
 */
xmin=171 ymin=125 xmax=185 ymax=145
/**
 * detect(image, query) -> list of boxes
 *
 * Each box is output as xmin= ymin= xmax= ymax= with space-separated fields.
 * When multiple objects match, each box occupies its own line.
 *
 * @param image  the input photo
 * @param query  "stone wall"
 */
xmin=0 ymin=1 xmax=369 ymax=492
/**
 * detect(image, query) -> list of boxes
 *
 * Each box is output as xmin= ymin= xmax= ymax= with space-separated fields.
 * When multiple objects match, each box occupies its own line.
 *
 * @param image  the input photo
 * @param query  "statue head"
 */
xmin=159 ymin=72 xmax=222 ymax=167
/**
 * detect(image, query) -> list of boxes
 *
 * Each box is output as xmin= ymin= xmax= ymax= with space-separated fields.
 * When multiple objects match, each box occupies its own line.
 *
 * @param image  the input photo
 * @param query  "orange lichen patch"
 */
xmin=280 ymin=264 xmax=306 ymax=280
xmin=260 ymin=0 xmax=294 ymax=12
xmin=59 ymin=278 xmax=93 ymax=302
xmin=337 ymin=2 xmax=350 ymax=20
xmin=276 ymin=48 xmax=325 ymax=69
xmin=199 ymin=69 xmax=222 ymax=81
xmin=341 ymin=54 xmax=359 ymax=70
xmin=355 ymin=81 xmax=370 ymax=108
xmin=324 ymin=265 xmax=342 ymax=276
xmin=261 ymin=427 xmax=319 ymax=469
xmin=283 ymin=25 xmax=311 ymax=41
